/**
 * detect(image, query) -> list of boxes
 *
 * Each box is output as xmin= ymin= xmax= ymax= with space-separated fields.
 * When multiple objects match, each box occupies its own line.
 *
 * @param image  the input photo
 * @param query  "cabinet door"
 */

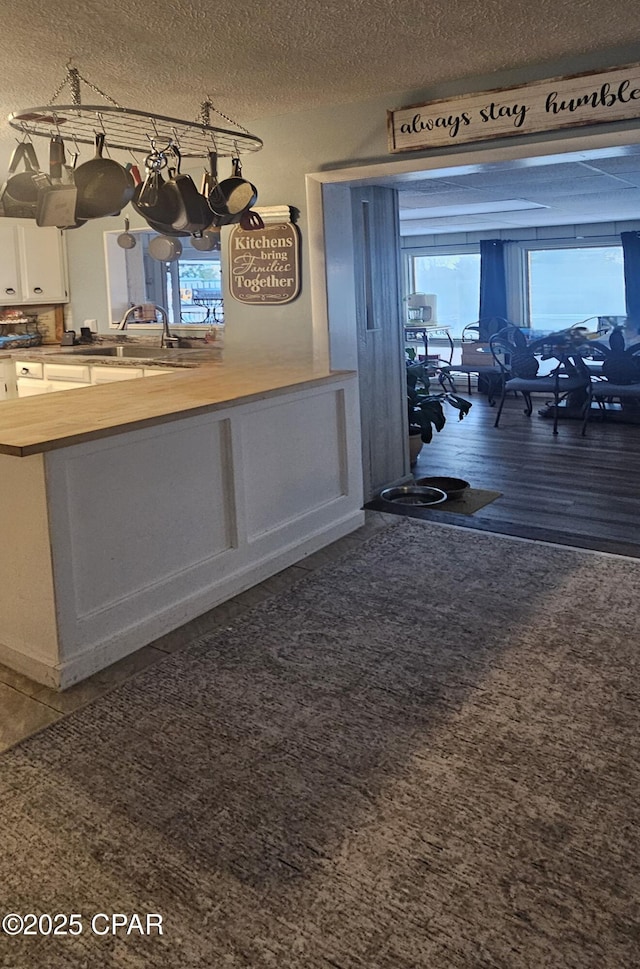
xmin=48 ymin=379 xmax=91 ymax=393
xmin=17 ymin=377 xmax=52 ymax=397
xmin=0 ymin=359 xmax=17 ymax=399
xmin=0 ymin=224 xmax=21 ymax=303
xmin=91 ymin=366 xmax=144 ymax=383
xmin=18 ymin=223 xmax=68 ymax=303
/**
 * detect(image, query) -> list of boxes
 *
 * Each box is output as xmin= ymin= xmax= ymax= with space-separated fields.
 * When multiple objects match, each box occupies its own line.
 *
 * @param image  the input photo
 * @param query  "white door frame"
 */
xmin=306 ymin=126 xmax=640 ymax=373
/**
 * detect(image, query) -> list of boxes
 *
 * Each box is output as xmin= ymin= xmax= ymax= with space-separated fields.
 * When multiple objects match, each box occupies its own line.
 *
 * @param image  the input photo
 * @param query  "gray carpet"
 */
xmin=2 ymin=519 xmax=640 ymax=968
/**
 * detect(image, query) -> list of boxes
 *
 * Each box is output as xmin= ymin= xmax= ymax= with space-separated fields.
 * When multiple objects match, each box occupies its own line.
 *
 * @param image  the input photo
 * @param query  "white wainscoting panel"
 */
xmin=67 ymin=420 xmax=233 ymax=615
xmin=37 ymin=375 xmax=362 ymax=687
xmin=241 ymin=387 xmax=347 ymax=540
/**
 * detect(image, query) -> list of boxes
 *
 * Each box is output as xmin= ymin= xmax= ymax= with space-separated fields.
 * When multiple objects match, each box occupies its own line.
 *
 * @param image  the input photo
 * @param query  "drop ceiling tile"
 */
xmin=586 ymin=155 xmax=640 ymax=176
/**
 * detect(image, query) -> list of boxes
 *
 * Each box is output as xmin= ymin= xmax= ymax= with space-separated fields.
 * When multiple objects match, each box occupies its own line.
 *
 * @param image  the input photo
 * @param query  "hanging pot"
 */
xmin=117 ymin=217 xmax=137 ymax=249
xmin=143 ymin=216 xmax=191 ymax=237
xmin=57 ymin=146 xmax=86 ymax=230
xmin=148 ymin=235 xmax=183 ymax=262
xmin=35 ymin=136 xmax=79 ymax=228
xmin=74 ymin=132 xmax=135 ymax=220
xmin=164 ymin=145 xmax=215 ymax=235
xmin=205 ymin=151 xmax=240 ymax=226
xmin=0 ymin=141 xmax=41 ymax=218
xmin=208 ymin=155 xmax=257 ymax=223
xmin=191 ymin=227 xmax=221 ymax=251
xmin=239 ymin=208 xmax=265 ymax=231
xmin=132 ymin=151 xmax=180 ymax=226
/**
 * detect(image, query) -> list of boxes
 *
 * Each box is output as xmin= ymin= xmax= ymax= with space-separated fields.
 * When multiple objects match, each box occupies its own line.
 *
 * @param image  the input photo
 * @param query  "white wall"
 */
xmin=61 ymin=44 xmax=640 ymax=361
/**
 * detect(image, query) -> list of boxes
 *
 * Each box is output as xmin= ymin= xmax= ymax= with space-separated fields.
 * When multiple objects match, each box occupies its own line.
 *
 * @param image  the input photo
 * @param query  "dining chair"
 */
xmin=446 ymin=318 xmax=509 ymax=404
xmin=490 ymin=324 xmax=592 ymax=435
xmin=582 ymin=326 xmax=640 ymax=433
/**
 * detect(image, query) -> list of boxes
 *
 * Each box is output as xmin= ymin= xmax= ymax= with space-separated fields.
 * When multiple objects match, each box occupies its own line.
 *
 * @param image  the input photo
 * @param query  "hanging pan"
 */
xmin=117 ymin=217 xmax=137 ymax=249
xmin=35 ymin=136 xmax=78 ymax=228
xmin=148 ymin=235 xmax=182 ymax=262
xmin=0 ymin=141 xmax=42 ymax=218
xmin=144 ymin=216 xmax=190 ymax=237
xmin=191 ymin=227 xmax=221 ymax=251
xmin=164 ymin=145 xmax=214 ymax=235
xmin=74 ymin=132 xmax=135 ymax=220
xmin=132 ymin=150 xmax=180 ymax=227
xmin=208 ymin=154 xmax=257 ymax=224
xmin=57 ymin=145 xmax=86 ymax=230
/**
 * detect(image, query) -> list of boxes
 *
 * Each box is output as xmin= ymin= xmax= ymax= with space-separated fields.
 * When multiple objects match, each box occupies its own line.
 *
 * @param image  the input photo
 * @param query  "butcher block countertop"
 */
xmin=0 ymin=351 xmax=353 ymax=457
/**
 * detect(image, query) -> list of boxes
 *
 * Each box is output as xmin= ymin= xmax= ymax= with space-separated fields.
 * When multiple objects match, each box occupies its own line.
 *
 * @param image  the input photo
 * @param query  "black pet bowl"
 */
xmin=379 ymin=485 xmax=448 ymax=507
xmin=414 ymin=476 xmax=470 ymax=500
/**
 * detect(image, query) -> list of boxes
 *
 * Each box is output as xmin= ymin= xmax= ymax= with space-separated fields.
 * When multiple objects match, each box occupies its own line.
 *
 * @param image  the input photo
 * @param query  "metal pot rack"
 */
xmin=7 ymin=67 xmax=263 ymax=159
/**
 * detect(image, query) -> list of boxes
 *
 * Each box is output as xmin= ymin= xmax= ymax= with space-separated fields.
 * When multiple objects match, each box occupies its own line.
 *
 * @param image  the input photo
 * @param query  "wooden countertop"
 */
xmin=0 ymin=354 xmax=354 ymax=457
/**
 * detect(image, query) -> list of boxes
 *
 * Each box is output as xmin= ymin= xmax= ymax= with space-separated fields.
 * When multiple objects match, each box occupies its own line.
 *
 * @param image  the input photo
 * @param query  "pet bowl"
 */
xmin=414 ymin=476 xmax=470 ymax=500
xmin=379 ymin=485 xmax=448 ymax=507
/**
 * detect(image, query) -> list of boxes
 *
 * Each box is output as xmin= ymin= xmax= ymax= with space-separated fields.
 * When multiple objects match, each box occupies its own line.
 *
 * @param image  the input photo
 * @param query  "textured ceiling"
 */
xmin=1 ymin=0 xmax=640 ymax=135
xmin=2 ymin=1 xmax=640 ymax=231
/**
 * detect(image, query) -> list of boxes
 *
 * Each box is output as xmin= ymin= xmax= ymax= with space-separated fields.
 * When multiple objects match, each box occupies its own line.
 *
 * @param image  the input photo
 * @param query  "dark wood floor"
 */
xmin=369 ymin=387 xmax=640 ymax=557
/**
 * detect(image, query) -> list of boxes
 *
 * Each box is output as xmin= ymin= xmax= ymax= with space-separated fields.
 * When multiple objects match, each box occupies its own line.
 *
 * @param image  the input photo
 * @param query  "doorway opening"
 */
xmin=307 ymin=126 xmax=640 ymax=550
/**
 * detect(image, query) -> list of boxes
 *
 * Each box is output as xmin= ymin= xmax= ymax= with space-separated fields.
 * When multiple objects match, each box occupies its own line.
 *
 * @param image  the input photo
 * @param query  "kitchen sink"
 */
xmin=59 ymin=346 xmax=182 ymax=358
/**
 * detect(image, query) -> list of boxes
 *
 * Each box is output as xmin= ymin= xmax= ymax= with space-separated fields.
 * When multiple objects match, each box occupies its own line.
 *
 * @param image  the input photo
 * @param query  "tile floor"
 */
xmin=0 ymin=511 xmax=397 ymax=754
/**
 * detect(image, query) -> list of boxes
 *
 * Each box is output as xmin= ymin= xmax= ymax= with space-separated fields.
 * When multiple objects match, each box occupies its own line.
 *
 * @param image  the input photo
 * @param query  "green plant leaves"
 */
xmin=406 ymin=358 xmax=472 ymax=442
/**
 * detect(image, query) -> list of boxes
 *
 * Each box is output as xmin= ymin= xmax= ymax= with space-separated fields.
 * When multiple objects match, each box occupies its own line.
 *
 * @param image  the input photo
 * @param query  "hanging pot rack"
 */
xmin=7 ymin=67 xmax=263 ymax=159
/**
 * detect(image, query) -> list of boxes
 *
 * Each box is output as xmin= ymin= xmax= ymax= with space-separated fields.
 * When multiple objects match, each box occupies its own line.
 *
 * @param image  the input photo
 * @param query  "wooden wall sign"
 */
xmin=388 ymin=63 xmax=640 ymax=153
xmin=228 ymin=222 xmax=301 ymax=305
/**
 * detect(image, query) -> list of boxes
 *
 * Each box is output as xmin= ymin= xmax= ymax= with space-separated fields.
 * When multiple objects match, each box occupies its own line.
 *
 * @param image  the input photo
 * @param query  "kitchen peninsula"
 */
xmin=0 ymin=351 xmax=363 ymax=689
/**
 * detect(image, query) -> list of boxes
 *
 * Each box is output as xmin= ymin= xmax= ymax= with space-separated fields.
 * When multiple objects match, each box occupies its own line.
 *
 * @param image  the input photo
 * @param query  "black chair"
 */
xmin=446 ymin=319 xmax=509 ymax=404
xmin=490 ymin=324 xmax=592 ymax=435
xmin=583 ymin=326 xmax=640 ymax=432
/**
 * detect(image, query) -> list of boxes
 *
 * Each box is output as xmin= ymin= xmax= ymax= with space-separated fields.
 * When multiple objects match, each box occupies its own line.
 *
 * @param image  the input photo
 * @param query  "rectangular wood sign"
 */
xmin=388 ymin=63 xmax=640 ymax=153
xmin=228 ymin=223 xmax=301 ymax=305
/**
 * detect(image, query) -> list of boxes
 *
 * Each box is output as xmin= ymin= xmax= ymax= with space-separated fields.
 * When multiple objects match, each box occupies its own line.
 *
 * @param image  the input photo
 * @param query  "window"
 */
xmin=410 ymin=250 xmax=480 ymax=340
xmin=526 ymin=244 xmax=625 ymax=333
xmin=166 ymin=257 xmax=224 ymax=325
xmin=105 ymin=229 xmax=224 ymax=329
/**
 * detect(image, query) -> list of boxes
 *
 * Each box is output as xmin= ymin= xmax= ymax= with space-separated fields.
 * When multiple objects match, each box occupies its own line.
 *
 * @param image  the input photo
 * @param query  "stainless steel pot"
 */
xmin=148 ymin=235 xmax=182 ymax=262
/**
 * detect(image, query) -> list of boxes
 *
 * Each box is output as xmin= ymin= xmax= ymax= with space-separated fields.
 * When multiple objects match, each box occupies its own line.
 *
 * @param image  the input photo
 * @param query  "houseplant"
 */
xmin=407 ymin=357 xmax=472 ymax=464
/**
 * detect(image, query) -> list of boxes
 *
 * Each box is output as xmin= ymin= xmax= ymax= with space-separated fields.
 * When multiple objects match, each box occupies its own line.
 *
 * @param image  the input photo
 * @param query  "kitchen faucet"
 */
xmin=118 ymin=304 xmax=179 ymax=348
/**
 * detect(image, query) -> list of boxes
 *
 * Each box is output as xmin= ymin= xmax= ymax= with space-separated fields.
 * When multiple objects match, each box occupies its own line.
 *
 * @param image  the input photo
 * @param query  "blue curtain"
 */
xmin=621 ymin=231 xmax=640 ymax=335
xmin=478 ymin=239 xmax=508 ymax=341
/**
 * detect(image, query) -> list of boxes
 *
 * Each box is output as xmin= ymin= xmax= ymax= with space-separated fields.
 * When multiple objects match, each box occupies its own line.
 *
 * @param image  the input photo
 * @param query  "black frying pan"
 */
xmin=74 ymin=132 xmax=135 ymax=220
xmin=165 ymin=146 xmax=214 ymax=235
xmin=143 ymin=216 xmax=190 ymax=237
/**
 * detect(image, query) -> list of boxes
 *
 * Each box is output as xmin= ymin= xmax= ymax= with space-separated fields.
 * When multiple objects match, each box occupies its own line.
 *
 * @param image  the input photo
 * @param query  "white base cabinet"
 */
xmin=15 ymin=360 xmax=169 ymax=396
xmin=0 ymin=220 xmax=69 ymax=305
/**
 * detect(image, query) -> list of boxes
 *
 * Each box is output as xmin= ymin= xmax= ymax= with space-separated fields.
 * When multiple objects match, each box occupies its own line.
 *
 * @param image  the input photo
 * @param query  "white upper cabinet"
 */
xmin=0 ymin=219 xmax=69 ymax=305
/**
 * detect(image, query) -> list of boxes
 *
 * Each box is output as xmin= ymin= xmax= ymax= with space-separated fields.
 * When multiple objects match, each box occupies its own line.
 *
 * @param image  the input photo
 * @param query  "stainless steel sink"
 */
xmin=60 ymin=346 xmax=181 ymax=359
